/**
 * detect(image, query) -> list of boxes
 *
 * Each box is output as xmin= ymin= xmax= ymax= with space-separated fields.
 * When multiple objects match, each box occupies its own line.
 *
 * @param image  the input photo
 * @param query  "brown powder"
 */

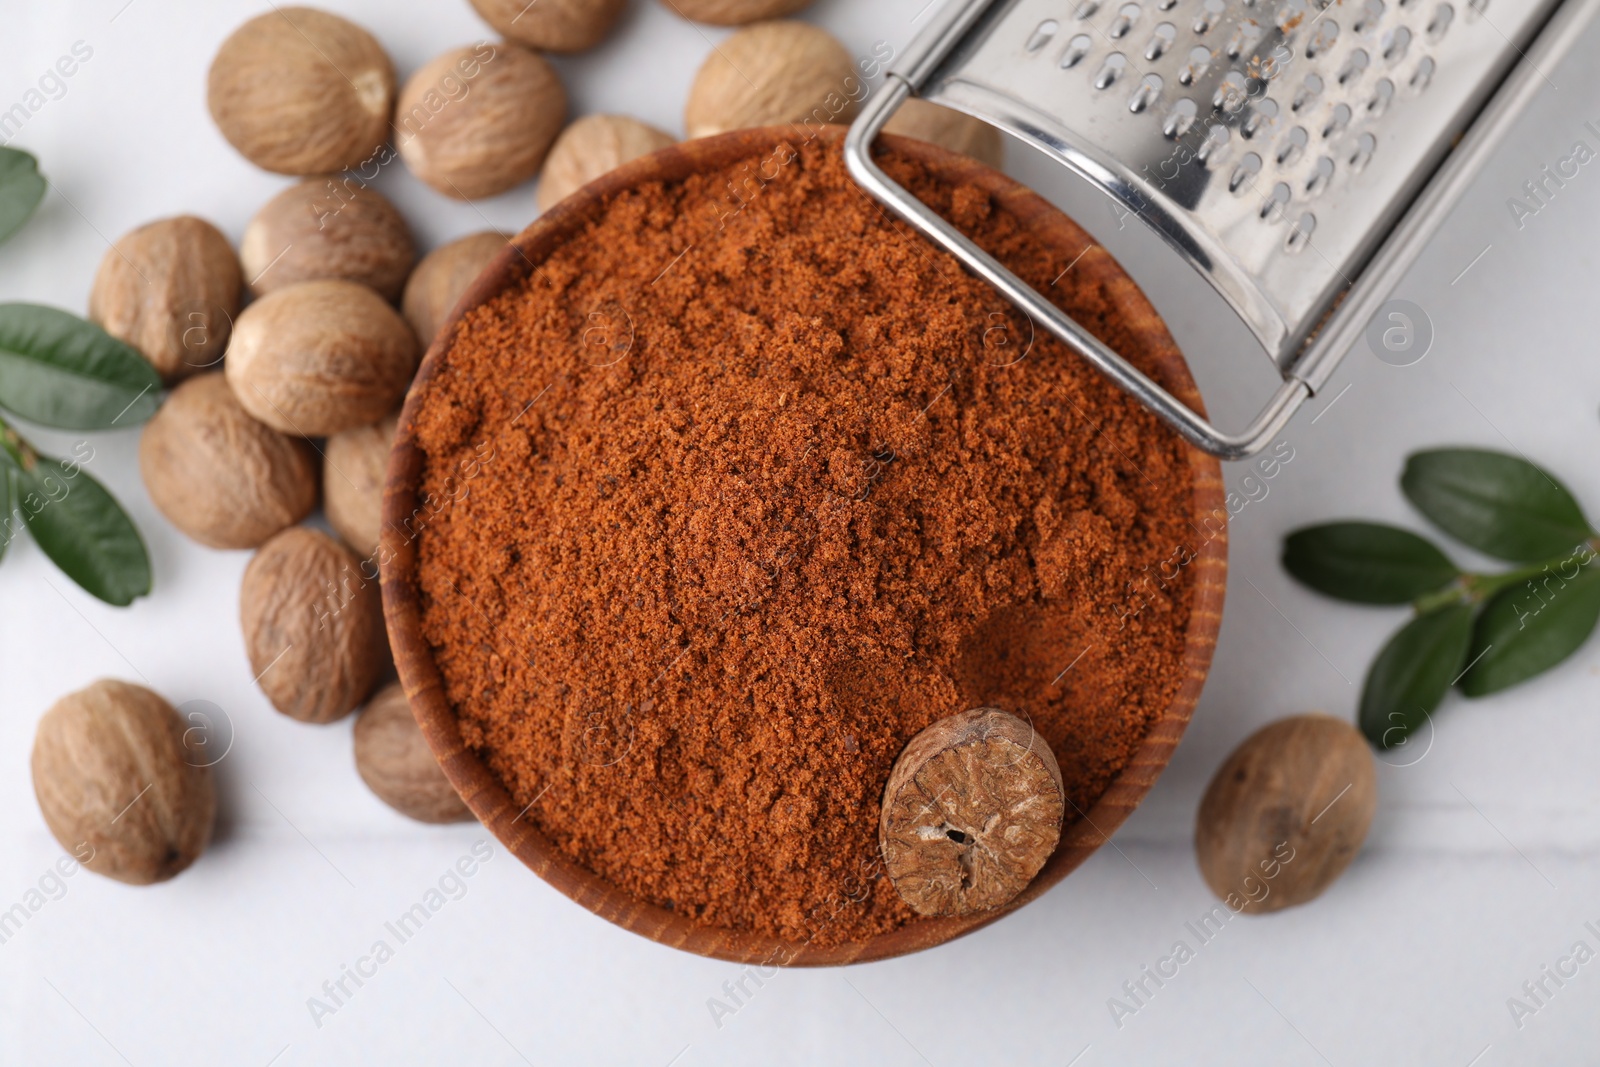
xmin=410 ymin=136 xmax=1196 ymax=946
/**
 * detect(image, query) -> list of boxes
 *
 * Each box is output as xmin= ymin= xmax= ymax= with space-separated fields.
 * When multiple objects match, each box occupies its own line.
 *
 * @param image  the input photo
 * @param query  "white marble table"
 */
xmin=3 ymin=2 xmax=1598 ymax=1064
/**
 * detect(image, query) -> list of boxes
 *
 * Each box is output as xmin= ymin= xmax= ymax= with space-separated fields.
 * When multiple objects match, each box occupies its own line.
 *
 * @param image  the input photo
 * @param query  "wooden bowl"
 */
xmin=381 ymin=127 xmax=1227 ymax=966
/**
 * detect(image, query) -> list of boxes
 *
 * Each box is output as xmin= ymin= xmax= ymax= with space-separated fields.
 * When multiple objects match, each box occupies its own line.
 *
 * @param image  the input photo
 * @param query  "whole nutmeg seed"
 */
xmin=885 ymin=99 xmax=1005 ymax=169
xmin=241 ymin=526 xmax=384 ymax=724
xmin=325 ymin=411 xmax=398 ymax=560
xmin=663 ymin=0 xmax=815 ymax=25
xmin=685 ymin=22 xmax=859 ymax=139
xmin=880 ymin=707 xmax=1064 ymax=916
xmin=397 ymin=44 xmax=567 ymax=201
xmin=241 ymin=179 xmax=415 ymax=301
xmin=31 ymin=680 xmax=216 ymax=885
xmin=1195 ymin=714 xmax=1377 ymax=915
xmin=207 ymin=7 xmax=396 ymax=175
xmin=401 ymin=231 xmax=507 ymax=347
xmin=88 ymin=216 xmax=242 ymax=383
xmin=225 ymin=280 xmax=417 ymax=437
xmin=139 ymin=373 xmax=320 ymax=550
xmin=354 ymin=683 xmax=472 ymax=823
xmin=537 ymin=114 xmax=675 ymax=212
xmin=468 ymin=0 xmax=626 ymax=52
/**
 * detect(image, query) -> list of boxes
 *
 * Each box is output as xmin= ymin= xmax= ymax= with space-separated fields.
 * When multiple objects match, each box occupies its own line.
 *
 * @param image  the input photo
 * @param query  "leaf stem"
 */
xmin=0 ymin=411 xmax=34 ymax=470
xmin=1411 ymin=538 xmax=1600 ymax=615
xmin=1412 ymin=580 xmax=1471 ymax=615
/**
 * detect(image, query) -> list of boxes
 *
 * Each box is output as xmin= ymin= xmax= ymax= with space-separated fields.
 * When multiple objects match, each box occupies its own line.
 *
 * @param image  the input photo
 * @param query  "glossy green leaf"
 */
xmin=0 ymin=304 xmax=160 ymax=429
xmin=1359 ymin=603 xmax=1474 ymax=749
xmin=1402 ymin=448 xmax=1592 ymax=562
xmin=0 ymin=148 xmax=46 ymax=247
xmin=1283 ymin=521 xmax=1460 ymax=604
xmin=1459 ymin=564 xmax=1600 ymax=697
xmin=6 ymin=446 xmax=150 ymax=606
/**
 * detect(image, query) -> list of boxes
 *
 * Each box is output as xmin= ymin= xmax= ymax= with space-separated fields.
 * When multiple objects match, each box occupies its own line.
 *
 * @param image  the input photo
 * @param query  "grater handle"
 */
xmin=844 ymin=75 xmax=1309 ymax=461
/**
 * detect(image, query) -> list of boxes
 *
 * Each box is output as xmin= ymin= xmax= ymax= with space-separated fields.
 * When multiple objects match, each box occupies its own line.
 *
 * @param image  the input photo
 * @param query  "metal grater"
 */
xmin=845 ymin=0 xmax=1598 ymax=457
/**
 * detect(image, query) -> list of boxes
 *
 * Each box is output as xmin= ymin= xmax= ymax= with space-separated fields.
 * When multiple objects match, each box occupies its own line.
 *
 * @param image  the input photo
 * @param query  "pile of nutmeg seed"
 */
xmin=33 ymin=0 xmax=1002 ymax=886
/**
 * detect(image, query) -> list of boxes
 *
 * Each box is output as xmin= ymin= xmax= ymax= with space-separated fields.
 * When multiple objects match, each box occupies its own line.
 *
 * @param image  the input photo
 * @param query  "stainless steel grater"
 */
xmin=845 ymin=0 xmax=1598 ymax=457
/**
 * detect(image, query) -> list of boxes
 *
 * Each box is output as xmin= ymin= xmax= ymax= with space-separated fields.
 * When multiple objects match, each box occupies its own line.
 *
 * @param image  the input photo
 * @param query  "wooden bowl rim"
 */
xmin=381 ymin=126 xmax=1228 ymax=967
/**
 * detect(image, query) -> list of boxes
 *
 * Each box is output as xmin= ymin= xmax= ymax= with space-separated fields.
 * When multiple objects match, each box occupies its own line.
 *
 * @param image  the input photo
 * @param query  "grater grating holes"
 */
xmin=1110 ymin=2 xmax=1144 ymax=37
xmin=1147 ymin=21 xmax=1179 ymax=58
xmin=997 ymin=0 xmax=1459 ymax=242
xmin=1382 ymin=25 xmax=1414 ymax=61
xmin=1285 ymin=211 xmax=1317 ymax=251
xmin=1180 ymin=44 xmax=1213 ymax=84
xmin=1322 ymin=101 xmax=1353 ymax=137
xmin=1306 ymin=19 xmax=1340 ymax=57
xmin=1354 ymin=0 xmax=1388 ymax=33
xmin=1305 ymin=155 xmax=1336 ymax=194
xmin=1261 ymin=181 xmax=1292 ymax=219
xmin=1163 ymin=96 xmax=1200 ymax=136
xmin=1410 ymin=55 xmax=1436 ymax=89
xmin=1243 ymin=96 xmax=1280 ymax=137
xmin=1427 ymin=3 xmax=1455 ymax=39
xmin=1198 ymin=123 xmax=1232 ymax=163
xmin=1194 ymin=0 xmax=1227 ymax=34
xmin=1276 ymin=125 xmax=1309 ymax=164
xmin=1225 ymin=18 xmax=1265 ymax=57
xmin=1348 ymin=131 xmax=1378 ymax=169
xmin=1274 ymin=0 xmax=1309 ymax=30
xmin=1027 ymin=19 xmax=1060 ymax=51
xmin=1095 ymin=52 xmax=1129 ymax=89
xmin=1230 ymin=151 xmax=1264 ymax=192
xmin=1368 ymin=76 xmax=1396 ymax=113
xmin=1061 ymin=33 xmax=1094 ymax=68
xmin=1291 ymin=73 xmax=1325 ymax=111
xmin=1214 ymin=70 xmax=1250 ymax=110
xmin=1337 ymin=48 xmax=1371 ymax=85
xmin=1130 ymin=72 xmax=1165 ymax=110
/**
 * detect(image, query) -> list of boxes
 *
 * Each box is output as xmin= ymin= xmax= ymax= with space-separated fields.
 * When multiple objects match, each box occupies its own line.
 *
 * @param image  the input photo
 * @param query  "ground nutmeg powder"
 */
xmin=410 ymin=134 xmax=1199 ymax=946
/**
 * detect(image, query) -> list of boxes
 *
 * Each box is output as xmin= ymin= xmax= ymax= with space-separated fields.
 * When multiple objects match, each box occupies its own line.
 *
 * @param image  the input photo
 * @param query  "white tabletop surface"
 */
xmin=3 ymin=2 xmax=1600 ymax=1065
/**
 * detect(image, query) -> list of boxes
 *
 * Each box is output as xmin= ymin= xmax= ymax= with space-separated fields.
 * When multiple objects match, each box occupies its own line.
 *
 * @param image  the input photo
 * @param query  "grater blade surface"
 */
xmin=915 ymin=0 xmax=1563 ymax=368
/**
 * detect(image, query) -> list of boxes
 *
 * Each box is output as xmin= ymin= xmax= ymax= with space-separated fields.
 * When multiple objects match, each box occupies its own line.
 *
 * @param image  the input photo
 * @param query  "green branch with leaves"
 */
xmin=0 ymin=145 xmax=159 ymax=605
xmin=1283 ymin=448 xmax=1599 ymax=749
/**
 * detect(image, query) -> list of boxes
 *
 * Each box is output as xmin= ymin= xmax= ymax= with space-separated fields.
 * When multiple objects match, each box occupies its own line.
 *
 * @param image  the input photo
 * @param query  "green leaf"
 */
xmin=0 ymin=304 xmax=160 ymax=429
xmin=1459 ymin=564 xmax=1600 ymax=697
xmin=0 ymin=148 xmax=46 ymax=247
xmin=1402 ymin=448 xmax=1593 ymax=562
xmin=1359 ymin=603 xmax=1474 ymax=748
xmin=5 ymin=445 xmax=151 ymax=606
xmin=1283 ymin=521 xmax=1460 ymax=604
